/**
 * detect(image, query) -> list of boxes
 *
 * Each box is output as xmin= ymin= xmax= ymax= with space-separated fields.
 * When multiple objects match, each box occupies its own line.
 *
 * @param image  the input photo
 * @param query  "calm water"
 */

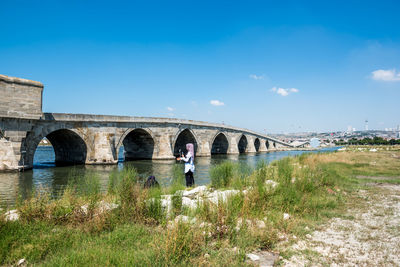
xmin=0 ymin=146 xmax=338 ymax=206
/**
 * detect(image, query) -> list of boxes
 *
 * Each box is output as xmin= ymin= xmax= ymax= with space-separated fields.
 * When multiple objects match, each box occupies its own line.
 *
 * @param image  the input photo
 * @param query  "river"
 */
xmin=0 ymin=146 xmax=338 ymax=206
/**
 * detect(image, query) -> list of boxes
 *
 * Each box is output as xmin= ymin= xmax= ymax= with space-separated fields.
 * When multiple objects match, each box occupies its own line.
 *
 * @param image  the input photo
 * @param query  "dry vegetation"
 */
xmin=1 ymin=146 xmax=399 ymax=266
xmin=282 ymin=146 xmax=400 ymax=266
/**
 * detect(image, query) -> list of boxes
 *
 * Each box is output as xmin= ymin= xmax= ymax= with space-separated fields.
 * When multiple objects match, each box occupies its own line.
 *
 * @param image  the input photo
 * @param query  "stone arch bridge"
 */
xmin=0 ymin=74 xmax=292 ymax=171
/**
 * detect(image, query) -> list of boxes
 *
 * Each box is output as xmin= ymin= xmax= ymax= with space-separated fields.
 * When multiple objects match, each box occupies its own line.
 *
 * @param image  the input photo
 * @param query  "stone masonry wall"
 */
xmin=0 ymin=75 xmax=43 ymax=119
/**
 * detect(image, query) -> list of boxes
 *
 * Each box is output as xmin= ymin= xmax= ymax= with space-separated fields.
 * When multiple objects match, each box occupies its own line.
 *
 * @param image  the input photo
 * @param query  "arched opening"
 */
xmin=173 ymin=129 xmax=198 ymax=157
xmin=254 ymin=138 xmax=260 ymax=152
xmin=33 ymin=137 xmax=55 ymax=167
xmin=266 ymin=140 xmax=270 ymax=150
xmin=238 ymin=135 xmax=248 ymax=153
xmin=273 ymin=142 xmax=276 ymax=148
xmin=33 ymin=129 xmax=87 ymax=167
xmin=211 ymin=133 xmax=229 ymax=154
xmin=122 ymin=129 xmax=155 ymax=160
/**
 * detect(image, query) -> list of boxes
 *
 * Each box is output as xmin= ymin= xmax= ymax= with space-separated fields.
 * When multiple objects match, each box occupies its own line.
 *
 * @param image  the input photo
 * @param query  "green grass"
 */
xmin=2 ymin=147 xmax=400 ymax=266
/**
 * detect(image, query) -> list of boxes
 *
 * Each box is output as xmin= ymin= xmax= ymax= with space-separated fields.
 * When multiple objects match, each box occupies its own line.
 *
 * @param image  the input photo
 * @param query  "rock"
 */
xmin=199 ymin=221 xmax=212 ymax=228
xmin=204 ymin=253 xmax=210 ymax=258
xmin=160 ymin=197 xmax=173 ymax=215
xmin=168 ymin=215 xmax=197 ymax=229
xmin=17 ymin=258 xmax=26 ymax=266
xmin=278 ymin=233 xmax=287 ymax=241
xmin=291 ymin=177 xmax=296 ymax=183
xmin=207 ymin=190 xmax=240 ymax=204
xmin=182 ymin=185 xmax=208 ymax=197
xmin=256 ymin=220 xmax=266 ymax=229
xmin=265 ymin=180 xmax=279 ymax=189
xmin=247 ymin=253 xmax=260 ymax=261
xmin=174 ymin=215 xmax=196 ymax=224
xmin=369 ymin=148 xmax=377 ymax=152
xmin=98 ymin=200 xmax=118 ymax=212
xmin=283 ymin=213 xmax=290 ymax=220
xmin=247 ymin=251 xmax=279 ymax=267
xmin=181 ymin=197 xmax=195 ymax=208
xmin=5 ymin=209 xmax=19 ymax=221
xmin=80 ymin=204 xmax=89 ymax=214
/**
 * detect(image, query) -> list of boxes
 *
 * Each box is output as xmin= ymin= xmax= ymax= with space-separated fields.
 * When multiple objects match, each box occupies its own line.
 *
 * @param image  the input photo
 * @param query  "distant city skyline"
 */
xmin=1 ymin=0 xmax=399 ymax=133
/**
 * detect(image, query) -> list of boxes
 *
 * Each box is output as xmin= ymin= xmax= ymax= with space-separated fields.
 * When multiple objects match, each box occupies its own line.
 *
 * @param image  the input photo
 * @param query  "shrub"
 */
xmin=155 ymin=223 xmax=205 ymax=265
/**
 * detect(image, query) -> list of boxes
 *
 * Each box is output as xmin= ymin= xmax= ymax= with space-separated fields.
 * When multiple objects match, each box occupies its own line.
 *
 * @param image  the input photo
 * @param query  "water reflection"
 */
xmin=0 ymin=146 xmax=338 ymax=206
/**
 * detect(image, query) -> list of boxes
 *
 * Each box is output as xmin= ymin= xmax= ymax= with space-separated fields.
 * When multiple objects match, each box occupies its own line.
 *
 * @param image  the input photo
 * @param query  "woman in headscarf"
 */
xmin=177 ymin=143 xmax=195 ymax=187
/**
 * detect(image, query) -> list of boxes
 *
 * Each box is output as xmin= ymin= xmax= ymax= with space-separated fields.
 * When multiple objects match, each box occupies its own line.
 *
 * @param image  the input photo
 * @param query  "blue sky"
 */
xmin=1 ymin=0 xmax=400 ymax=133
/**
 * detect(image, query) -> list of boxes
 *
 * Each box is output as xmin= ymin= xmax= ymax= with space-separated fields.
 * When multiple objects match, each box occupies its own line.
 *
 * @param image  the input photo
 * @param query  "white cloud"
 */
xmin=166 ymin=106 xmax=174 ymax=111
xmin=371 ymin=69 xmax=400 ymax=81
xmin=270 ymin=87 xmax=299 ymax=96
xmin=210 ymin=100 xmax=225 ymax=106
xmin=249 ymin=74 xmax=265 ymax=80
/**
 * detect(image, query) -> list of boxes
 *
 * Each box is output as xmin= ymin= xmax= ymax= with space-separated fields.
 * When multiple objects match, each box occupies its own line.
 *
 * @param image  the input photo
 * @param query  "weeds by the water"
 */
xmin=2 ymin=147 xmax=399 ymax=266
xmin=209 ymin=161 xmax=252 ymax=189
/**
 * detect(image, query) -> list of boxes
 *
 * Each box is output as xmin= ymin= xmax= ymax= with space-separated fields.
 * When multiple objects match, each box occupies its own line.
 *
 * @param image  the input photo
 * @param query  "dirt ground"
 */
xmin=283 ymin=180 xmax=400 ymax=267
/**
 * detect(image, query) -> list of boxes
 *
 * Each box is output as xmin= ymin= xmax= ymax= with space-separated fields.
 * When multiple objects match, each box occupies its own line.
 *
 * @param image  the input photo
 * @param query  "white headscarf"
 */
xmin=186 ymin=143 xmax=194 ymax=159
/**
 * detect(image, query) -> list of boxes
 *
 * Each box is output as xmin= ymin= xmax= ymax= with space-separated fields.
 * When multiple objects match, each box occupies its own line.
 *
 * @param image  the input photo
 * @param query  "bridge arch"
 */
xmin=254 ymin=138 xmax=260 ymax=152
xmin=173 ymin=128 xmax=198 ymax=157
xmin=266 ymin=140 xmax=270 ymax=150
xmin=117 ymin=128 xmax=156 ymax=160
xmin=26 ymin=128 xmax=87 ymax=167
xmin=237 ymin=134 xmax=248 ymax=153
xmin=211 ymin=132 xmax=229 ymax=154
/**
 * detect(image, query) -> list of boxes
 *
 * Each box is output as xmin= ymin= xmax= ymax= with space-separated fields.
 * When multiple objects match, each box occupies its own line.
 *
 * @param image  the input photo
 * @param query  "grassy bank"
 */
xmin=1 ymin=147 xmax=399 ymax=266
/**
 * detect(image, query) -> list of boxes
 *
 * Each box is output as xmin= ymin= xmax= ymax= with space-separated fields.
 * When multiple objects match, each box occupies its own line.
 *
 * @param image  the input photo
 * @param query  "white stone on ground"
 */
xmin=207 ymin=189 xmax=240 ymax=204
xmin=265 ymin=180 xmax=279 ymax=189
xmin=247 ymin=253 xmax=260 ymax=261
xmin=17 ymin=258 xmax=26 ymax=266
xmin=182 ymin=185 xmax=208 ymax=197
xmin=283 ymin=213 xmax=290 ymax=220
xmin=5 ymin=209 xmax=19 ymax=221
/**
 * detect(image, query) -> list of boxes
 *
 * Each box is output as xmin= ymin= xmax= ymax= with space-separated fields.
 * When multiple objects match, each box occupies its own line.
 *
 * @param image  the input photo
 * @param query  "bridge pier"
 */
xmin=267 ymin=140 xmax=276 ymax=151
xmin=154 ymin=133 xmax=175 ymax=159
xmin=259 ymin=139 xmax=268 ymax=152
xmin=85 ymin=130 xmax=118 ymax=165
xmin=245 ymin=135 xmax=257 ymax=153
xmin=226 ymin=133 xmax=240 ymax=154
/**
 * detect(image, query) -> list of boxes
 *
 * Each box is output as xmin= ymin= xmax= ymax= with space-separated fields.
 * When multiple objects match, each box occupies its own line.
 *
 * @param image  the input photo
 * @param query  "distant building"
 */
xmin=347 ymin=125 xmax=353 ymax=133
xmin=310 ymin=138 xmax=320 ymax=148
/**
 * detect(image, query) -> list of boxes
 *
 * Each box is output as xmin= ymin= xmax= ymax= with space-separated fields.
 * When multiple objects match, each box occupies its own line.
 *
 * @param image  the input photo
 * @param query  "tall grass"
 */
xmin=210 ymin=161 xmax=235 ymax=188
xmin=3 ymin=149 xmax=381 ymax=266
xmin=209 ymin=161 xmax=252 ymax=189
xmin=170 ymin=164 xmax=186 ymax=194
